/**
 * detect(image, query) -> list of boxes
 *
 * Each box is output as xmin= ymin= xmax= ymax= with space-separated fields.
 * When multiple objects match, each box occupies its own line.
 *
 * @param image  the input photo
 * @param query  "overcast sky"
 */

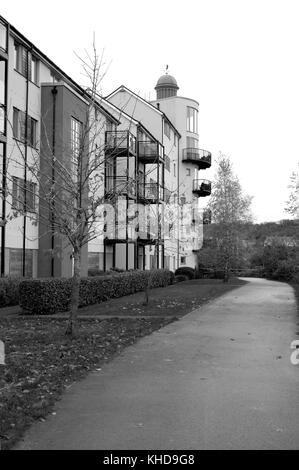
xmin=2 ymin=0 xmax=299 ymax=222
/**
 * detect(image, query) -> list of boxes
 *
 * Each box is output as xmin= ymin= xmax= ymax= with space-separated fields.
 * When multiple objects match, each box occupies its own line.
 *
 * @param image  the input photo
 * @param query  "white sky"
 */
xmin=2 ymin=0 xmax=299 ymax=222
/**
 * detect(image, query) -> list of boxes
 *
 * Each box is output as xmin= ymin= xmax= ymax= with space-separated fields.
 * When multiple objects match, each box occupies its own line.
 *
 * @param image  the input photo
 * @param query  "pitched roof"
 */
xmin=105 ymin=85 xmax=181 ymax=138
xmin=0 ymin=14 xmax=119 ymax=125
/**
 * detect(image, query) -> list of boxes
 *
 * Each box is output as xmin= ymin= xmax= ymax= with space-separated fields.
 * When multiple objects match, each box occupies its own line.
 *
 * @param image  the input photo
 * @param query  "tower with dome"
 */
xmin=151 ymin=69 xmax=212 ymax=266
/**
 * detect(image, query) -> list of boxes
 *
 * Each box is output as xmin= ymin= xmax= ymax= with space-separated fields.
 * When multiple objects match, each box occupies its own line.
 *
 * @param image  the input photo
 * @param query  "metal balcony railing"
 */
xmin=138 ymin=141 xmax=164 ymax=163
xmin=138 ymin=183 xmax=164 ymax=202
xmin=192 ymin=179 xmax=212 ymax=197
xmin=105 ymin=176 xmax=136 ymax=197
xmin=105 ymin=131 xmax=136 ymax=155
xmin=182 ymin=148 xmax=212 ymax=169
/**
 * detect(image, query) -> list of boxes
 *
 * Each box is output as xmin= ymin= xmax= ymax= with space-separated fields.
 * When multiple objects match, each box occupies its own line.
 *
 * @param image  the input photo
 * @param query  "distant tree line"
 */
xmin=197 ymin=154 xmax=299 ymax=284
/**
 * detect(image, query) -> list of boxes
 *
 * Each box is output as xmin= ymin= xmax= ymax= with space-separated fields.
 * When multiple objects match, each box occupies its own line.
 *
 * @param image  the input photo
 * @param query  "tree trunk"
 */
xmin=65 ymin=249 xmax=81 ymax=336
xmin=143 ymin=277 xmax=150 ymax=306
xmin=143 ymin=243 xmax=158 ymax=306
xmin=223 ymin=259 xmax=229 ymax=283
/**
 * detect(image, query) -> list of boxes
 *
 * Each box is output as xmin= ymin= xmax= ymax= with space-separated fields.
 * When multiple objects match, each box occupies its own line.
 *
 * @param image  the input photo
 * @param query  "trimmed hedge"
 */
xmin=174 ymin=274 xmax=189 ymax=283
xmin=0 ymin=277 xmax=22 ymax=307
xmin=175 ymin=267 xmax=195 ymax=280
xmin=19 ymin=269 xmax=174 ymax=315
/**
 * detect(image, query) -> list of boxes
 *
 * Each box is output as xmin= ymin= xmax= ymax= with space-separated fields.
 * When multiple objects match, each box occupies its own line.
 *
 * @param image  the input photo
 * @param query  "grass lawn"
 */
xmin=291 ymin=282 xmax=299 ymax=316
xmin=76 ymin=277 xmax=247 ymax=318
xmin=0 ymin=277 xmax=246 ymax=449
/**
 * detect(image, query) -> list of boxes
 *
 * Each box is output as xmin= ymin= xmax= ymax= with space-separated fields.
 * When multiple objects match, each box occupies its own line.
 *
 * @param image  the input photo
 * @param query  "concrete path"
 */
xmin=15 ymin=278 xmax=299 ymax=450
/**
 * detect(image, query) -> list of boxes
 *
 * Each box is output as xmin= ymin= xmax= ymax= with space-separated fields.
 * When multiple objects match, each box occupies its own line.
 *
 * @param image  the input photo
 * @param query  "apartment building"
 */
xmin=0 ymin=14 xmax=211 ymax=277
xmin=0 ymin=15 xmax=118 ymax=278
xmin=106 ymin=75 xmax=212 ymax=269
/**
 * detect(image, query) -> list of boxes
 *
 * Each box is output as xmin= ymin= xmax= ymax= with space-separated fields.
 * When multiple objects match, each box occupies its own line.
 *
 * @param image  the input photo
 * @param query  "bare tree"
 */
xmin=207 ymin=153 xmax=253 ymax=282
xmin=285 ymin=162 xmax=299 ymax=218
xmin=3 ymin=43 xmax=139 ymax=336
xmin=3 ymin=41 xmax=170 ymax=334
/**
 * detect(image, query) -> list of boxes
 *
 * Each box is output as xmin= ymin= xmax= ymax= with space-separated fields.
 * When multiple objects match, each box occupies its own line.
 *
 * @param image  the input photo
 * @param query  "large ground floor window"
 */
xmin=88 ymin=252 xmax=104 ymax=271
xmin=2 ymin=248 xmax=38 ymax=277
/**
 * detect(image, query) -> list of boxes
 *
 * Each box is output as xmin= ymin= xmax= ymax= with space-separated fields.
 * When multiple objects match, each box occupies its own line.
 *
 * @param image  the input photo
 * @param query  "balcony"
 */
xmin=192 ymin=179 xmax=211 ymax=197
xmin=182 ymin=148 xmax=211 ymax=169
xmin=137 ymin=230 xmax=155 ymax=245
xmin=137 ymin=232 xmax=164 ymax=246
xmin=105 ymin=176 xmax=136 ymax=199
xmin=105 ymin=131 xmax=136 ymax=156
xmin=138 ymin=141 xmax=164 ymax=164
xmin=137 ymin=183 xmax=164 ymax=203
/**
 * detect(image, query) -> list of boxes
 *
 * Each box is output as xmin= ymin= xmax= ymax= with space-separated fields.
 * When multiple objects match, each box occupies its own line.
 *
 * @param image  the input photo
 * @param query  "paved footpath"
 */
xmin=15 ymin=278 xmax=299 ymax=450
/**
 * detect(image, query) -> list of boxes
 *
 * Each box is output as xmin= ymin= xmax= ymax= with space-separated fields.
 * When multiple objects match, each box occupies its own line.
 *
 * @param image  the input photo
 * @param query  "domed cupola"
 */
xmin=155 ymin=67 xmax=179 ymax=99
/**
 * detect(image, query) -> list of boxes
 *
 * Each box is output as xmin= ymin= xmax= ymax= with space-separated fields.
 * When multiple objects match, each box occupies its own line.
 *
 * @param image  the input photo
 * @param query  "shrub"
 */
xmin=0 ymin=277 xmax=22 ymax=307
xmin=87 ymin=268 xmax=107 ymax=277
xmin=174 ymin=274 xmax=189 ymax=283
xmin=271 ymin=260 xmax=298 ymax=282
xmin=110 ymin=267 xmax=125 ymax=273
xmin=19 ymin=269 xmax=174 ymax=315
xmin=175 ymin=267 xmax=195 ymax=280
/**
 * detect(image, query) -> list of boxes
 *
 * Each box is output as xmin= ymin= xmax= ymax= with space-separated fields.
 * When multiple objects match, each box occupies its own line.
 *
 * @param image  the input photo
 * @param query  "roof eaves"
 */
xmin=105 ymin=85 xmax=163 ymax=115
xmin=1 ymin=15 xmax=119 ymax=125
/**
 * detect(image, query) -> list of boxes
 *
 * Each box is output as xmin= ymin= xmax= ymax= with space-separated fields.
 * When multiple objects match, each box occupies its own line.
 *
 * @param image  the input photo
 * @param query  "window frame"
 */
xmin=12 ymin=176 xmax=36 ymax=213
xmin=186 ymin=106 xmax=198 ymax=134
xmin=14 ymin=42 xmax=39 ymax=85
xmin=0 ymin=22 xmax=7 ymax=52
xmin=164 ymin=121 xmax=171 ymax=139
xmin=13 ymin=107 xmax=38 ymax=148
xmin=71 ymin=116 xmax=83 ymax=184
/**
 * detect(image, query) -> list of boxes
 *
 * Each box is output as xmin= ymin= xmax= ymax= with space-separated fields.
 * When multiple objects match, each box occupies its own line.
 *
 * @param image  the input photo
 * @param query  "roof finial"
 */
xmin=165 ymin=64 xmax=169 ymax=74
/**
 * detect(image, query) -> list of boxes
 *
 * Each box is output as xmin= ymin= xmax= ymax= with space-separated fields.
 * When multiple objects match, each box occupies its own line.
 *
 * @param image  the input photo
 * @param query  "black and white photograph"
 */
xmin=0 ymin=0 xmax=298 ymax=459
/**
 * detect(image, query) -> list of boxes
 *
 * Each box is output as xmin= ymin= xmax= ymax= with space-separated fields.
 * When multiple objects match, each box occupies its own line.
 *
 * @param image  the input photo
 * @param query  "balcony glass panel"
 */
xmin=138 ymin=183 xmax=163 ymax=201
xmin=192 ymin=179 xmax=211 ymax=196
xmin=106 ymin=131 xmax=136 ymax=154
xmin=105 ymin=176 xmax=135 ymax=196
xmin=182 ymin=148 xmax=211 ymax=167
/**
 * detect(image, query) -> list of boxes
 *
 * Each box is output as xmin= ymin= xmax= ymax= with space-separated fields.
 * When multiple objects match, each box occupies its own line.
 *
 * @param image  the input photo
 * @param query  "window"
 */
xmin=186 ymin=168 xmax=191 ymax=176
xmin=13 ymin=108 xmax=37 ymax=147
xmin=174 ymin=134 xmax=177 ymax=147
xmin=9 ymin=248 xmax=33 ymax=277
xmin=14 ymin=43 xmax=39 ymax=84
xmin=0 ymin=60 xmax=6 ymax=105
xmin=164 ymin=121 xmax=171 ymax=139
xmin=186 ymin=136 xmax=198 ymax=148
xmin=0 ymin=23 xmax=7 ymax=51
xmin=0 ymin=59 xmax=6 ymax=134
xmin=180 ymin=256 xmax=186 ymax=265
xmin=27 ymin=116 xmax=37 ymax=147
xmin=13 ymin=108 xmax=25 ymax=142
xmin=0 ymin=105 xmax=4 ymax=134
xmin=30 ymin=55 xmax=38 ymax=84
xmin=88 ymin=252 xmax=104 ymax=270
xmin=71 ymin=117 xmax=83 ymax=183
xmin=0 ymin=143 xmax=4 ymax=190
xmin=164 ymin=188 xmax=171 ymax=203
xmin=71 ymin=117 xmax=83 ymax=160
xmin=173 ymin=162 xmax=176 ymax=177
xmin=165 ymin=155 xmax=170 ymax=172
xmin=106 ymin=120 xmax=116 ymax=133
xmin=26 ymin=181 xmax=36 ymax=212
xmin=14 ymin=43 xmax=27 ymax=76
xmin=187 ymin=107 xmax=198 ymax=133
xmin=12 ymin=177 xmax=36 ymax=212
